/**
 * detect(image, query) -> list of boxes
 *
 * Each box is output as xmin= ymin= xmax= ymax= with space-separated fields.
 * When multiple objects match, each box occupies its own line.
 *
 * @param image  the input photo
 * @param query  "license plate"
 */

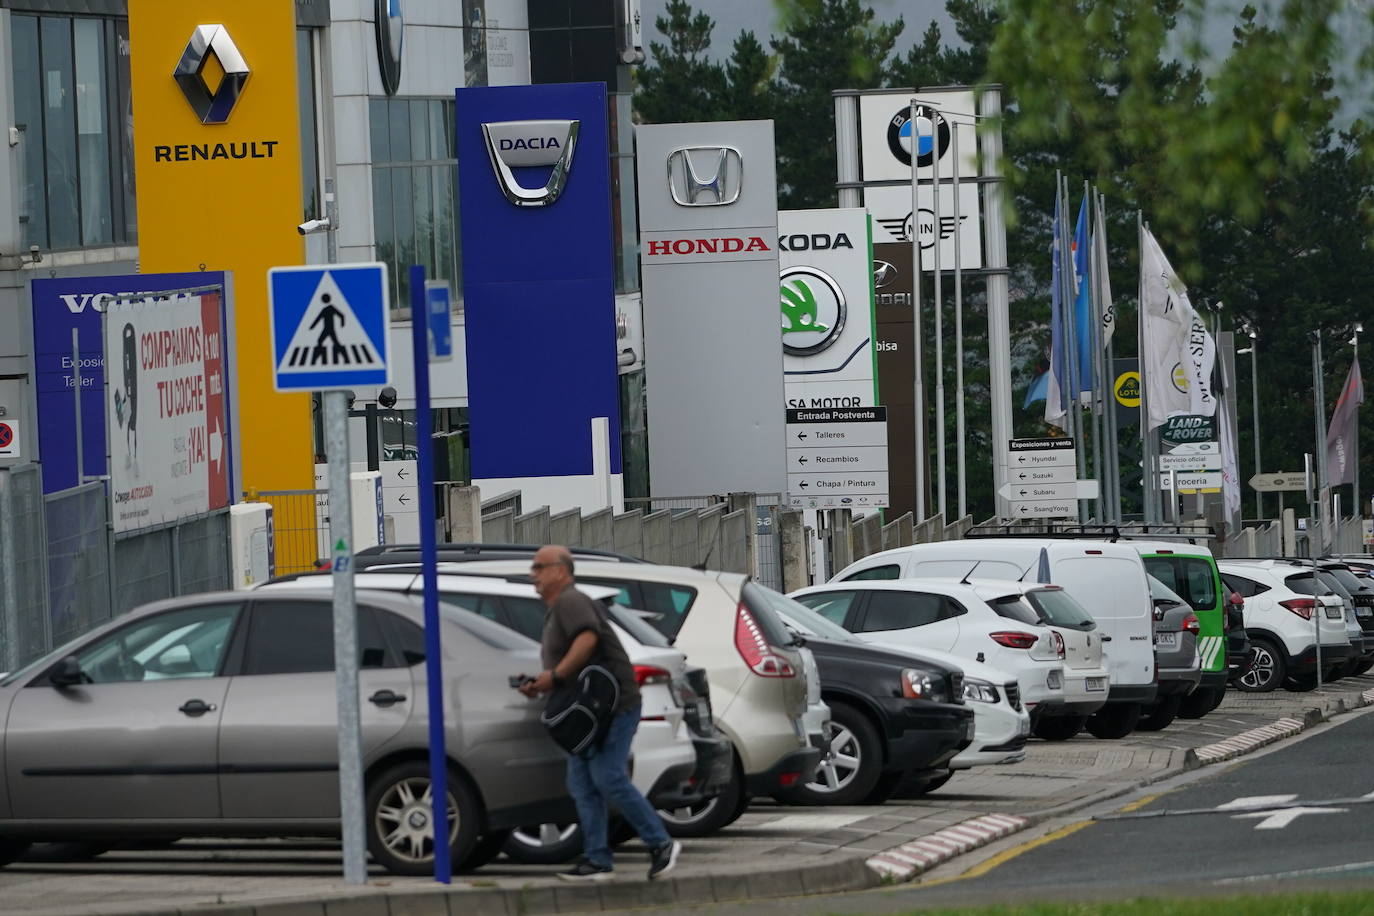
xmin=1325 ymin=606 xmax=1344 ymax=619
xmin=1085 ymin=677 xmax=1107 ymax=692
xmin=1156 ymin=632 xmax=1178 ymax=649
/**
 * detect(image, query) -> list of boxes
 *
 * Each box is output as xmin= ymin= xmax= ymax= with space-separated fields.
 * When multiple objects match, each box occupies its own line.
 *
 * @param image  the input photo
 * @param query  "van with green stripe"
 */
xmin=1119 ymin=541 xmax=1229 ymax=719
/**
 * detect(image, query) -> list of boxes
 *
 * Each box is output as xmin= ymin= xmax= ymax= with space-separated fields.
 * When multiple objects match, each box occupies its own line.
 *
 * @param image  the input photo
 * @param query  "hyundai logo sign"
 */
xmin=666 ymin=146 xmax=743 ymax=207
xmin=481 ymin=119 xmax=580 ymax=207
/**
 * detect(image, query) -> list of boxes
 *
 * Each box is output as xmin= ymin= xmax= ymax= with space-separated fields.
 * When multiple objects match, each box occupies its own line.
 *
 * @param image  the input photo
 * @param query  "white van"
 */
xmin=832 ymin=539 xmax=1157 ymax=739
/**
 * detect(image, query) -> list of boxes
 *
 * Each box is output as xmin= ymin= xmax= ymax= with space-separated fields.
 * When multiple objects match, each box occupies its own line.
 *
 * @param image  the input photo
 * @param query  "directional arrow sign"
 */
xmin=1009 ymin=499 xmax=1077 ymax=518
xmin=1250 ymin=471 xmax=1312 ymax=492
xmin=1158 ymin=452 xmax=1223 ymax=471
xmin=1158 ymin=471 xmax=1223 ymax=492
xmin=789 ymin=445 xmax=888 ymax=473
xmin=1012 ymin=465 xmax=1076 ymax=485
xmin=787 ymin=471 xmax=889 ymax=500
xmin=999 ymin=480 xmax=1095 ymax=501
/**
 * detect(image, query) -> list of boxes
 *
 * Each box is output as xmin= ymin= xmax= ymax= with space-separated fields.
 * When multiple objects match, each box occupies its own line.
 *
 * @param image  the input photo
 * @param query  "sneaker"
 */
xmin=647 ymin=840 xmax=681 ymax=880
xmin=559 ymin=860 xmax=615 ymax=882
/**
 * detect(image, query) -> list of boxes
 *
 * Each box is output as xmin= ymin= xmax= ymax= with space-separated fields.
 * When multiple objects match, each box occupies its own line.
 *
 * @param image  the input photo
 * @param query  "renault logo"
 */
xmin=666 ymin=146 xmax=742 ymax=207
xmin=173 ymin=25 xmax=250 ymax=125
xmin=481 ymin=119 xmax=579 ymax=208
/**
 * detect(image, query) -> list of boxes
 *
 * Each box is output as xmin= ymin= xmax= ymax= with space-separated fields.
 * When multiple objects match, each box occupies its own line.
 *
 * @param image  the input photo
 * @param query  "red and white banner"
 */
xmin=105 ymin=290 xmax=229 ymax=533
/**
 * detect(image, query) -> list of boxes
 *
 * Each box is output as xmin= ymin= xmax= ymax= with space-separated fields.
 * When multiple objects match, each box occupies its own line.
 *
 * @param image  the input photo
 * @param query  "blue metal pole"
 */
xmin=410 ymin=264 xmax=451 ymax=882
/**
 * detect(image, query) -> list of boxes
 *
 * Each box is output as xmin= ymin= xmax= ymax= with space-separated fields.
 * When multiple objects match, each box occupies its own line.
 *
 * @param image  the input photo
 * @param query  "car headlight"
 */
xmin=963 ymin=678 xmax=1000 ymax=704
xmin=901 ymin=668 xmax=947 ymax=702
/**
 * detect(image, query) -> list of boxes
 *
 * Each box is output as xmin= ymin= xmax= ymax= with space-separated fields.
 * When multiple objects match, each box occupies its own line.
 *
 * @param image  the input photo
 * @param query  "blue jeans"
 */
xmin=566 ymin=704 xmax=671 ymax=867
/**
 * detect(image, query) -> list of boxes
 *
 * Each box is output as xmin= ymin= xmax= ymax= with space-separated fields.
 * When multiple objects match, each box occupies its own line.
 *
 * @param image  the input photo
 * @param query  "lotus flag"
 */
xmin=1139 ymin=228 xmax=1216 ymax=431
xmin=1326 ymin=360 xmax=1365 ymax=486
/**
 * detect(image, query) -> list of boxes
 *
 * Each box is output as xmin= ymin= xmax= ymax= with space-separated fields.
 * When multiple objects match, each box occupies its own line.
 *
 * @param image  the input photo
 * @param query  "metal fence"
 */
xmin=0 ymin=465 xmax=49 ymax=672
xmin=245 ymin=489 xmax=331 ymax=575
xmin=45 ymin=482 xmax=111 ymax=649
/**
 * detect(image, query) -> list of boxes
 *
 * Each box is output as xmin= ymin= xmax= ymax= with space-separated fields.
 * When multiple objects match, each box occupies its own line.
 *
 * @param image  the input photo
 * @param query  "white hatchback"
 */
xmin=789 ymin=579 xmax=1110 ymax=741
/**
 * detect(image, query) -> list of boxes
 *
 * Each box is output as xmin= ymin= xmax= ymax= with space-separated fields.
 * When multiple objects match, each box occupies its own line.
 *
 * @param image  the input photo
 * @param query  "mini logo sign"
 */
xmin=666 ymin=146 xmax=743 ymax=206
xmin=780 ymin=266 xmax=846 ymax=357
xmin=173 ymin=25 xmax=250 ymax=124
xmin=374 ymin=0 xmax=404 ymax=96
xmin=481 ymin=119 xmax=579 ymax=207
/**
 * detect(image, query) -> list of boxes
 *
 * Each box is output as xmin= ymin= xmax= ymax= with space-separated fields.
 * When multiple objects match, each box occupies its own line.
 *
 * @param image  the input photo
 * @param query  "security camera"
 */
xmin=378 ymin=386 xmax=398 ymax=409
xmin=28 ymin=245 xmax=41 ymax=264
xmin=298 ymin=217 xmax=332 ymax=235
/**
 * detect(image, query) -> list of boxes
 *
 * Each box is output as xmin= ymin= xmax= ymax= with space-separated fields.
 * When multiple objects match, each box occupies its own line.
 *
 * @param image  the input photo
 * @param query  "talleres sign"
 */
xmin=104 ymin=291 xmax=230 ymax=533
xmin=779 ymin=208 xmax=878 ymax=410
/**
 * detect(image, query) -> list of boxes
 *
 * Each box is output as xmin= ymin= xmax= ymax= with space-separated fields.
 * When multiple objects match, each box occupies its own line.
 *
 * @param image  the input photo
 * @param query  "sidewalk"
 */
xmin=3 ymin=675 xmax=1371 ymax=916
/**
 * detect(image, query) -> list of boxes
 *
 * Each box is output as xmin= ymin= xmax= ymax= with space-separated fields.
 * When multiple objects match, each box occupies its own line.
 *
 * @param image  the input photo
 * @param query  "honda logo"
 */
xmin=666 ymin=146 xmax=742 ymax=207
xmin=481 ymin=119 xmax=579 ymax=208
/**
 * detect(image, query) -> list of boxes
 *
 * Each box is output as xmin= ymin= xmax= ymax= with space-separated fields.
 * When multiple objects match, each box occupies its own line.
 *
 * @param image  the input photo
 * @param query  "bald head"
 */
xmin=531 ymin=544 xmax=575 ymax=603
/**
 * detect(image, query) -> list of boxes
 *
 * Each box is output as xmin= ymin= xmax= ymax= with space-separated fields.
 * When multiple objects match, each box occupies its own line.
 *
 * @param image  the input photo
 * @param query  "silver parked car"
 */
xmin=0 ymin=589 xmax=574 ymax=875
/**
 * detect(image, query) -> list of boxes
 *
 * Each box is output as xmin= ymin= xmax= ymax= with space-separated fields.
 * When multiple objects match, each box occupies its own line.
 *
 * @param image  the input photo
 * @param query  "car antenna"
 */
xmin=960 ymin=561 xmax=983 ymax=585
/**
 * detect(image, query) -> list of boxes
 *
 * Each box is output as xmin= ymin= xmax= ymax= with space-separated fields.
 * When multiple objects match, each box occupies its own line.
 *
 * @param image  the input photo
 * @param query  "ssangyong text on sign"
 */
xmin=105 ymin=291 xmax=230 ymax=533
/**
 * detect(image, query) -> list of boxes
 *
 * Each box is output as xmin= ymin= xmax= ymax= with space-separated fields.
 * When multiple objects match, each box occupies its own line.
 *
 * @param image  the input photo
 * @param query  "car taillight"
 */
xmin=1280 ymin=598 xmax=1316 ymax=620
xmin=734 ymin=602 xmax=796 ymax=677
xmin=634 ymin=665 xmax=672 ymax=687
xmin=989 ymin=631 xmax=1039 ymax=650
xmin=1051 ymin=631 xmax=1065 ymax=659
xmin=1182 ymin=614 xmax=1200 ymax=637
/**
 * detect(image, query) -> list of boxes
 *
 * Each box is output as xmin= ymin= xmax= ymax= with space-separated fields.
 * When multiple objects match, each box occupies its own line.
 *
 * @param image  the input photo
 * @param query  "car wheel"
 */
xmin=1236 ymin=639 xmax=1284 ymax=693
xmin=1032 ymin=714 xmax=1086 ymax=742
xmin=503 ymin=822 xmax=583 ymax=864
xmin=365 ymin=761 xmax=479 ymax=876
xmin=783 ymin=702 xmax=884 ymax=806
xmin=1086 ymin=703 xmax=1140 ymax=740
xmin=1178 ymin=686 xmax=1218 ymax=719
xmin=899 ymin=769 xmax=954 ymax=797
xmin=861 ymin=770 xmax=906 ymax=805
xmin=0 ymin=839 xmax=31 ymax=868
xmin=657 ymin=762 xmax=743 ymax=837
xmin=1136 ymin=695 xmax=1181 ymax=732
xmin=460 ymin=829 xmax=511 ymax=872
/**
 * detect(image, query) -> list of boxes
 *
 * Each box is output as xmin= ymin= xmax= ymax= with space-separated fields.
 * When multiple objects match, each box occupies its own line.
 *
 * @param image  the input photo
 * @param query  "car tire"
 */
xmin=0 ymin=839 xmax=31 ymax=868
xmin=460 ymin=829 xmax=511 ymax=872
xmin=1086 ymin=703 xmax=1140 ymax=740
xmin=503 ymin=823 xmax=583 ymax=864
xmin=1236 ymin=639 xmax=1284 ymax=693
xmin=657 ymin=761 xmax=743 ymax=837
xmin=783 ymin=702 xmax=884 ymax=807
xmin=861 ymin=770 xmax=906 ymax=805
xmin=900 ymin=769 xmax=954 ymax=797
xmin=365 ymin=761 xmax=480 ymax=876
xmin=1136 ymin=695 xmax=1181 ymax=732
xmin=1032 ymin=714 xmax=1086 ymax=742
xmin=1177 ymin=686 xmax=1220 ymax=719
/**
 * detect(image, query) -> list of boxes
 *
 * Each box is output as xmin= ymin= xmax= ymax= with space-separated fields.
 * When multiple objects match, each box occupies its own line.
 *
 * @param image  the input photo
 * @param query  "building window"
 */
xmin=369 ymin=97 xmax=460 ymax=310
xmin=12 ymin=13 xmax=134 ymax=251
xmin=297 ymin=28 xmax=322 ymax=223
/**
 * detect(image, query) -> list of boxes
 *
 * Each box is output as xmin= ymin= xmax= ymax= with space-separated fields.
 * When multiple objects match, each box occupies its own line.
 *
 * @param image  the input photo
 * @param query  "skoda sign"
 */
xmin=375 ymin=0 xmax=403 ymax=96
xmin=173 ymin=25 xmax=250 ymax=124
xmin=481 ymin=119 xmax=579 ymax=207
xmin=781 ymin=267 xmax=846 ymax=357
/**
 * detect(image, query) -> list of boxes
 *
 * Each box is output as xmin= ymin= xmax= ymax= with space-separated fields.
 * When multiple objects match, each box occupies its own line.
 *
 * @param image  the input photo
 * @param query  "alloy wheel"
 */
xmin=1240 ymin=645 xmax=1276 ymax=690
xmin=806 ymin=722 xmax=861 ymax=795
xmin=372 ymin=775 xmax=459 ymax=866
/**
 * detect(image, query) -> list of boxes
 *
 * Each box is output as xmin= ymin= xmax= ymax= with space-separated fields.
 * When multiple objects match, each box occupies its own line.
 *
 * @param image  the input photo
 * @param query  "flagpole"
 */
xmin=1085 ymin=180 xmax=1104 ymax=523
xmin=1059 ymin=175 xmax=1086 ymax=522
xmin=952 ymin=114 xmax=967 ymax=520
xmin=910 ymin=98 xmax=926 ymax=522
xmin=932 ymin=105 xmax=948 ymax=521
xmin=1138 ymin=210 xmax=1156 ymax=525
xmin=1098 ymin=190 xmax=1121 ymax=523
xmin=1353 ymin=325 xmax=1362 ymax=527
xmin=1312 ymin=329 xmax=1329 ymax=553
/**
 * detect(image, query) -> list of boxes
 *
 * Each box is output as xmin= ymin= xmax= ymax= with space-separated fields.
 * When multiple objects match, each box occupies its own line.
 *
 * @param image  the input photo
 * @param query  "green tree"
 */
xmin=720 ymin=31 xmax=776 ymax=123
xmin=633 ymin=0 xmax=727 ymax=124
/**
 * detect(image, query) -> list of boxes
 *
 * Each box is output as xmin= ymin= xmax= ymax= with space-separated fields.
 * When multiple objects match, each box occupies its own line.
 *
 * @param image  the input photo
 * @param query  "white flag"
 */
xmin=1093 ymin=204 xmax=1115 ymax=347
xmin=1139 ymin=228 xmax=1216 ymax=430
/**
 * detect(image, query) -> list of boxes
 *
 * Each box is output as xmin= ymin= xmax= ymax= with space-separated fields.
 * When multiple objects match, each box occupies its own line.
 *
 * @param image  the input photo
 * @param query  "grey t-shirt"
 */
xmin=540 ymin=585 xmax=640 ymax=713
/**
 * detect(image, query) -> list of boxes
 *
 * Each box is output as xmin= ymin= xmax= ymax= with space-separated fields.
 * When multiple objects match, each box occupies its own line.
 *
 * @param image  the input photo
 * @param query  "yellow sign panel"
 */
xmin=130 ymin=1 xmax=311 ymax=501
xmin=1114 ymin=370 xmax=1141 ymax=408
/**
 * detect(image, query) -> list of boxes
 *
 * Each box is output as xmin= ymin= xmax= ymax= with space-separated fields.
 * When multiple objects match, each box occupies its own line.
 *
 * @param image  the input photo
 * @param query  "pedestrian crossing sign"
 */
xmin=268 ymin=263 xmax=391 ymax=392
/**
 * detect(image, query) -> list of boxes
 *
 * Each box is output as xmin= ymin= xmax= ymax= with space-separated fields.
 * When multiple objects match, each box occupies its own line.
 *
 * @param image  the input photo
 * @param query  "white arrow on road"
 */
xmin=1217 ymin=794 xmax=1348 ymax=830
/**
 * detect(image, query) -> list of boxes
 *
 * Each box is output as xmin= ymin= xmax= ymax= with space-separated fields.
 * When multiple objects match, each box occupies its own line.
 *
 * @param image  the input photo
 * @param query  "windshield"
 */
xmin=1327 ymin=567 xmax=1370 ymax=594
xmin=1147 ymin=575 xmax=1188 ymax=606
xmin=750 ymin=585 xmax=856 ymax=642
xmin=1025 ymin=588 xmax=1097 ymax=631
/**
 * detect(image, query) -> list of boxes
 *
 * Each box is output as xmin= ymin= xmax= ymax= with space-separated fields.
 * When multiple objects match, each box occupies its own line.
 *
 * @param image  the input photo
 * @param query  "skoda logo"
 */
xmin=781 ymin=266 xmax=846 ymax=357
xmin=375 ymin=0 xmax=404 ymax=96
xmin=173 ymin=25 xmax=250 ymax=125
xmin=886 ymin=104 xmax=950 ymax=168
xmin=873 ymin=260 xmax=897 ymax=289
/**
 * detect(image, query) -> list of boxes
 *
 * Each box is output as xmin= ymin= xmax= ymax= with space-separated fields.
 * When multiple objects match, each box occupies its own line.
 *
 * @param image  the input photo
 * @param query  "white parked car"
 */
xmin=772 ymin=601 xmax=1030 ymax=776
xmin=1219 ymin=560 xmax=1353 ymax=692
xmin=789 ymin=578 xmax=1109 ymax=741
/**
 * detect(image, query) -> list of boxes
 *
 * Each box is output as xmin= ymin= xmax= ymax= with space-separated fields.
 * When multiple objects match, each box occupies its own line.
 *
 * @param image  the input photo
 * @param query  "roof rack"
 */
xmin=966 ymin=523 xmax=1216 ymax=542
xmin=355 ymin=542 xmax=644 ymax=562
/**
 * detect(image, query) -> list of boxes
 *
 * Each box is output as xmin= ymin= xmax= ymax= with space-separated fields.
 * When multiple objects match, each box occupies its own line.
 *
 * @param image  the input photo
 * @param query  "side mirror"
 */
xmin=49 ymin=655 xmax=87 ymax=687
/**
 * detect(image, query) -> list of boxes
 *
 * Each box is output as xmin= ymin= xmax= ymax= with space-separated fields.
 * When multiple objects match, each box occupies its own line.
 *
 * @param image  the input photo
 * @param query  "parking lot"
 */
xmin=4 ymin=673 xmax=1372 ymax=916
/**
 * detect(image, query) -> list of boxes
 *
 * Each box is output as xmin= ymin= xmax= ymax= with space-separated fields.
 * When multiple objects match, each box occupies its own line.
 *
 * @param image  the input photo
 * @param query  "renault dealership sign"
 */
xmin=638 ymin=122 xmax=785 ymax=496
xmin=779 ymin=208 xmax=877 ymax=410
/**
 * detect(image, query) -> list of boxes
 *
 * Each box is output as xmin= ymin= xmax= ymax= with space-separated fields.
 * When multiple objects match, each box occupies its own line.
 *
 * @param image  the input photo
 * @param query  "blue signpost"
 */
xmin=410 ymin=264 xmax=451 ymax=882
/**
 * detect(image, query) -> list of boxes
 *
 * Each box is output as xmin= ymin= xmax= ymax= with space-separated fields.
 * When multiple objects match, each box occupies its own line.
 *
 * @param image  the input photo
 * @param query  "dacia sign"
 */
xmin=780 ymin=209 xmax=878 ymax=411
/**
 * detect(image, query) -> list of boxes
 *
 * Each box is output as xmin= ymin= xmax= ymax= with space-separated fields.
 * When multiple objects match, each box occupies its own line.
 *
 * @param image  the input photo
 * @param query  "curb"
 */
xmin=861 ymin=685 xmax=1374 ymax=887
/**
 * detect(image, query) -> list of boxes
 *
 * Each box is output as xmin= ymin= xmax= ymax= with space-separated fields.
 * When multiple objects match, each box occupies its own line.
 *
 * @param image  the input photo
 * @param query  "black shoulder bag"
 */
xmin=540 ymin=662 xmax=620 ymax=757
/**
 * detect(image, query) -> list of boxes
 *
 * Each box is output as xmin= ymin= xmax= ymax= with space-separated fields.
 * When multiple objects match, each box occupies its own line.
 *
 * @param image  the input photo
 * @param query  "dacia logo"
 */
xmin=174 ymin=25 xmax=250 ymax=125
xmin=499 ymin=137 xmax=561 ymax=152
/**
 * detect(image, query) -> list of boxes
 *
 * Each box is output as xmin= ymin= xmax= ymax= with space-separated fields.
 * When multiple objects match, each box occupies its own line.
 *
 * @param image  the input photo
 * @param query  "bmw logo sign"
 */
xmin=887 ymin=104 xmax=950 ymax=168
xmin=781 ymin=266 xmax=846 ymax=357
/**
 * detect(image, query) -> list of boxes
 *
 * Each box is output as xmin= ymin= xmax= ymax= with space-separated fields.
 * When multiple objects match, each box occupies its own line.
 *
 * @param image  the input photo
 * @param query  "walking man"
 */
xmin=519 ymin=545 xmax=682 ymax=882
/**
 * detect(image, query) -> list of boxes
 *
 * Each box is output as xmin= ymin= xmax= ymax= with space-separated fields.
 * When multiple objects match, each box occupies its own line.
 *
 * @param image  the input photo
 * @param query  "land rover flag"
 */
xmin=1326 ymin=360 xmax=1364 ymax=486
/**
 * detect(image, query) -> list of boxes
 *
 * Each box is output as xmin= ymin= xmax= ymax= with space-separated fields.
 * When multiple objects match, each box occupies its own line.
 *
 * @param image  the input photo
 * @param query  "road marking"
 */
xmin=1216 ymin=794 xmax=1297 ymax=810
xmin=1234 ymin=806 xmax=1346 ymax=829
xmin=1216 ymin=860 xmax=1374 ymax=884
xmin=917 ymin=821 xmax=1092 ymax=887
xmin=1119 ymin=793 xmax=1164 ymax=813
xmin=763 ymin=813 xmax=869 ymax=831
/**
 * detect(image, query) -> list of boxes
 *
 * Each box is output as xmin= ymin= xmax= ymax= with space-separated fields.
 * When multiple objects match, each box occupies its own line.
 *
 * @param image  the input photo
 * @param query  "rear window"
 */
xmin=1316 ymin=571 xmax=1352 ymax=600
xmin=1024 ymin=588 xmax=1097 ymax=631
xmin=741 ymin=582 xmax=804 ymax=648
xmin=605 ymin=603 xmax=673 ymax=648
xmin=984 ymin=595 xmax=1042 ymax=626
xmin=1220 ymin=573 xmax=1269 ymax=597
xmin=1284 ymin=573 xmax=1324 ymax=597
xmin=842 ymin=564 xmax=901 ymax=581
xmin=1142 ymin=556 xmax=1219 ymax=612
xmin=1326 ymin=567 xmax=1369 ymax=595
xmin=582 ymin=577 xmax=698 ymax=641
xmin=911 ymin=558 xmax=1025 ymax=580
